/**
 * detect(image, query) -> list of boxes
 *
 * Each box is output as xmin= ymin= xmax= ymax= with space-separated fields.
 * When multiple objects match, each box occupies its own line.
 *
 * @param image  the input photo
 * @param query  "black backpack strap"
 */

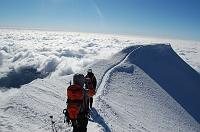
xmin=67 ymin=99 xmax=83 ymax=104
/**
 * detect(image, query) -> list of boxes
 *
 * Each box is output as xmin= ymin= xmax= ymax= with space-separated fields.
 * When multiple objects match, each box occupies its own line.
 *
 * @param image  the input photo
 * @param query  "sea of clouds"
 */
xmin=0 ymin=29 xmax=133 ymax=80
xmin=0 ymin=29 xmax=200 ymax=89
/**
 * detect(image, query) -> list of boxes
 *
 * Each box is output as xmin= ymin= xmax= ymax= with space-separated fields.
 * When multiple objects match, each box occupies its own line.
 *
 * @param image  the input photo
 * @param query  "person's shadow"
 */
xmin=89 ymin=108 xmax=111 ymax=132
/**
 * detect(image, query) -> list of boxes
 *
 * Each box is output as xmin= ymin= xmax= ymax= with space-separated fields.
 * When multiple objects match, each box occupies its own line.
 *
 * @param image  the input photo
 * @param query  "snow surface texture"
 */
xmin=0 ymin=29 xmax=200 ymax=132
xmin=93 ymin=44 xmax=200 ymax=132
xmin=1 ymin=44 xmax=200 ymax=132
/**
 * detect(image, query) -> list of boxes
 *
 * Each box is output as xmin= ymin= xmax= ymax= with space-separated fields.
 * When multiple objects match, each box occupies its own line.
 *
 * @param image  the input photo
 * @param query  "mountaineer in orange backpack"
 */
xmin=85 ymin=68 xmax=97 ymax=109
xmin=64 ymin=73 xmax=89 ymax=132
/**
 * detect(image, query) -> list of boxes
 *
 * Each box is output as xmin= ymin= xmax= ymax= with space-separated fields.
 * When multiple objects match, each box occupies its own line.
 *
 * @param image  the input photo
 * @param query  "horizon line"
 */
xmin=0 ymin=26 xmax=200 ymax=42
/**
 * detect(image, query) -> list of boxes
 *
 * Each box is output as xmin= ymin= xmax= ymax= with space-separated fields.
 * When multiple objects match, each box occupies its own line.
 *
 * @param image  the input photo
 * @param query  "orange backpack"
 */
xmin=85 ymin=77 xmax=95 ymax=97
xmin=67 ymin=84 xmax=83 ymax=120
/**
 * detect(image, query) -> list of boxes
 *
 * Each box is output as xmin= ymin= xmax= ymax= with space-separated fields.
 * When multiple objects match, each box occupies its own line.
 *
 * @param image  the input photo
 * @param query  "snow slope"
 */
xmin=93 ymin=44 xmax=200 ymax=132
xmin=1 ymin=43 xmax=200 ymax=132
xmin=127 ymin=44 xmax=200 ymax=123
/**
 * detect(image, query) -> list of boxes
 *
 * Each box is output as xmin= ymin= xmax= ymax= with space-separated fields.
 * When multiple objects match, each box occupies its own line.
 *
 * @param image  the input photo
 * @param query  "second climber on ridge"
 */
xmin=85 ymin=68 xmax=97 ymax=109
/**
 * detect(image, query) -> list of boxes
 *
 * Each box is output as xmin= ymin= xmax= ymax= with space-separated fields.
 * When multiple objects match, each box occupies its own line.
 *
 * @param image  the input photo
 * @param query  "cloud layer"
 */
xmin=0 ymin=29 xmax=200 ymax=88
xmin=0 ymin=29 xmax=132 ymax=81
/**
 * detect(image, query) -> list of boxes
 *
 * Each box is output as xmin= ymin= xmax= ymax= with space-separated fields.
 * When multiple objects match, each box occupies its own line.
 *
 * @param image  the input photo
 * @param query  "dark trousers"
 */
xmin=89 ymin=97 xmax=93 ymax=108
xmin=72 ymin=114 xmax=88 ymax=132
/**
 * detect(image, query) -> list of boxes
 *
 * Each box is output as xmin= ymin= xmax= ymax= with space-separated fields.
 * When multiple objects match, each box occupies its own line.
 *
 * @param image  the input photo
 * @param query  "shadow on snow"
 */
xmin=128 ymin=44 xmax=200 ymax=123
xmin=89 ymin=108 xmax=111 ymax=132
xmin=0 ymin=67 xmax=47 ymax=90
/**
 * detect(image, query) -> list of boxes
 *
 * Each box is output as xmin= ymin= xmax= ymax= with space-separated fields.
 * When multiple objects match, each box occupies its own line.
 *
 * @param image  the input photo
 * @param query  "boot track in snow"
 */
xmin=93 ymin=46 xmax=143 ymax=132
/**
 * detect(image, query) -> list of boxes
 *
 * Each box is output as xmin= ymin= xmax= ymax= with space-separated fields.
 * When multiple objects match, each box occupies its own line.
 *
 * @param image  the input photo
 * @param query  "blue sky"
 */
xmin=0 ymin=0 xmax=200 ymax=41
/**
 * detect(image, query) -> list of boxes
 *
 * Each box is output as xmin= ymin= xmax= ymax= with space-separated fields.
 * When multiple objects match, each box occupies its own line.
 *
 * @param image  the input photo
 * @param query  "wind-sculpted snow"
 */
xmin=127 ymin=44 xmax=200 ymax=123
xmin=93 ymin=44 xmax=200 ymax=132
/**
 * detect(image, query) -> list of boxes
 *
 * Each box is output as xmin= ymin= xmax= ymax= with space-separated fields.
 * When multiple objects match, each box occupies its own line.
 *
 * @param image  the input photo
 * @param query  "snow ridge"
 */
xmin=96 ymin=45 xmax=143 ymax=97
xmin=93 ymin=44 xmax=200 ymax=132
xmin=0 ymin=43 xmax=200 ymax=132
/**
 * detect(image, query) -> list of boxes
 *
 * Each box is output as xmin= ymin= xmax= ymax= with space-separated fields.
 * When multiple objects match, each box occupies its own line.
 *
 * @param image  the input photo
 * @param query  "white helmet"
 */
xmin=87 ymin=68 xmax=92 ymax=73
